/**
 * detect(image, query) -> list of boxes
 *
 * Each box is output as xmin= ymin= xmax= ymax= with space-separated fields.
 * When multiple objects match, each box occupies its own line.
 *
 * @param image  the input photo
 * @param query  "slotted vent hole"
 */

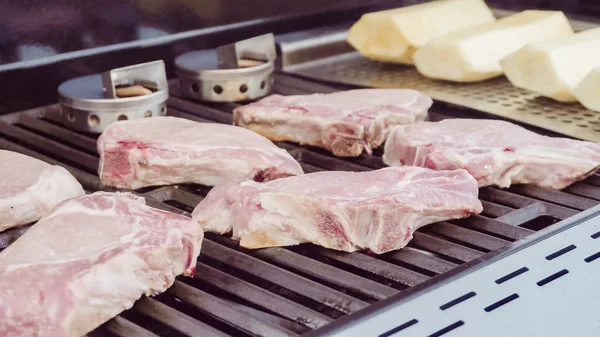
xmin=519 ymin=215 xmax=561 ymax=231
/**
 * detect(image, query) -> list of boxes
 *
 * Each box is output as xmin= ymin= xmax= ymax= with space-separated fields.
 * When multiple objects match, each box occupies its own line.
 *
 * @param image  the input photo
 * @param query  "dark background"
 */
xmin=0 ymin=0 xmax=594 ymax=113
xmin=0 ymin=0 xmax=590 ymax=66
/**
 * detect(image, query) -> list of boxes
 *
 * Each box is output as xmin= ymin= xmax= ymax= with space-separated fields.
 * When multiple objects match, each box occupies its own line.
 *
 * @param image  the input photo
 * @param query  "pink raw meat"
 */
xmin=0 ymin=192 xmax=203 ymax=337
xmin=0 ymin=150 xmax=84 ymax=232
xmin=383 ymin=118 xmax=600 ymax=189
xmin=97 ymin=116 xmax=303 ymax=189
xmin=233 ymin=89 xmax=432 ymax=157
xmin=192 ymin=167 xmax=482 ymax=254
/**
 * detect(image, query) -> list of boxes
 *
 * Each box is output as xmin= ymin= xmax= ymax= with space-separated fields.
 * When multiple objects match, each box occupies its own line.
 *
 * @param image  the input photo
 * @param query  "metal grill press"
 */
xmin=1 ymin=72 xmax=600 ymax=337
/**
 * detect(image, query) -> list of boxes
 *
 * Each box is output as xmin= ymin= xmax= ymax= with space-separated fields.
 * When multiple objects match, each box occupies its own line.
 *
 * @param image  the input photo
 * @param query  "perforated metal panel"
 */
xmin=287 ymin=52 xmax=600 ymax=143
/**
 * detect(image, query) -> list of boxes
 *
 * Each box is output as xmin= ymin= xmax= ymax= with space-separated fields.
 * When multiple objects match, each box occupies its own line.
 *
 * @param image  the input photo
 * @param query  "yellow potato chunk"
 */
xmin=347 ymin=0 xmax=496 ymax=65
xmin=413 ymin=10 xmax=573 ymax=82
xmin=501 ymin=27 xmax=600 ymax=102
xmin=574 ymin=67 xmax=600 ymax=111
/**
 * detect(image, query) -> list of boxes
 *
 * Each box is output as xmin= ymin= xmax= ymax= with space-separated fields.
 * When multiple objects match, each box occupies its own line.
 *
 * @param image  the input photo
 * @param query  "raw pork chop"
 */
xmin=233 ymin=89 xmax=432 ymax=157
xmin=383 ymin=118 xmax=600 ymax=189
xmin=0 ymin=192 xmax=203 ymax=337
xmin=192 ymin=167 xmax=482 ymax=254
xmin=98 ymin=116 xmax=303 ymax=189
xmin=0 ymin=150 xmax=84 ymax=232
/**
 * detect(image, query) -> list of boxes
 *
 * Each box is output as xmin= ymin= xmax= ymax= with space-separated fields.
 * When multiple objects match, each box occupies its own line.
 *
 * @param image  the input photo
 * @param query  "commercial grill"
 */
xmin=1 ymin=3 xmax=600 ymax=337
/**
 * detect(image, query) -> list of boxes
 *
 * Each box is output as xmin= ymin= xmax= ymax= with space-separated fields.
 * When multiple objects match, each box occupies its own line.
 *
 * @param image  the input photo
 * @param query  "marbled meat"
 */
xmin=383 ymin=118 xmax=600 ymax=189
xmin=0 ymin=192 xmax=203 ymax=337
xmin=233 ymin=89 xmax=432 ymax=157
xmin=192 ymin=167 xmax=482 ymax=254
xmin=98 ymin=116 xmax=303 ymax=189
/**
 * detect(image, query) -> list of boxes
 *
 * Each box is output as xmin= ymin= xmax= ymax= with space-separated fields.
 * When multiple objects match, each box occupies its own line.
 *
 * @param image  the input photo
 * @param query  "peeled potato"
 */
xmin=574 ymin=67 xmax=600 ymax=111
xmin=347 ymin=0 xmax=496 ymax=65
xmin=501 ymin=27 xmax=600 ymax=102
xmin=413 ymin=10 xmax=573 ymax=83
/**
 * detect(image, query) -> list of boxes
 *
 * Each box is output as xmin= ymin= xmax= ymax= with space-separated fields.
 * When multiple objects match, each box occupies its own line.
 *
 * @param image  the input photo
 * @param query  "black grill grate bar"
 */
xmin=168 ymin=281 xmax=299 ymax=337
xmin=0 ymin=121 xmax=99 ymax=172
xmin=564 ymin=182 xmax=600 ymax=201
xmin=251 ymin=246 xmax=399 ymax=300
xmin=459 ymin=215 xmax=533 ymax=241
xmin=167 ymin=96 xmax=234 ymax=125
xmin=105 ymin=317 xmax=160 ymax=337
xmin=424 ymin=222 xmax=510 ymax=252
xmin=134 ymin=297 xmax=230 ymax=337
xmin=410 ymin=232 xmax=485 ymax=263
xmin=388 ymin=248 xmax=459 ymax=275
xmin=17 ymin=115 xmax=98 ymax=154
xmin=479 ymin=200 xmax=514 ymax=218
xmin=200 ymin=239 xmax=370 ymax=314
xmin=168 ymin=107 xmax=217 ymax=124
xmin=315 ymin=247 xmax=429 ymax=287
xmin=509 ymin=185 xmax=600 ymax=211
xmin=480 ymin=188 xmax=579 ymax=219
xmin=193 ymin=262 xmax=333 ymax=329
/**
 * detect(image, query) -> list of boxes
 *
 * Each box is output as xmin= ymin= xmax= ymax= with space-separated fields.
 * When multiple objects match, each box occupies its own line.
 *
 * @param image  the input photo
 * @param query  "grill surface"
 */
xmin=1 ymin=72 xmax=600 ymax=337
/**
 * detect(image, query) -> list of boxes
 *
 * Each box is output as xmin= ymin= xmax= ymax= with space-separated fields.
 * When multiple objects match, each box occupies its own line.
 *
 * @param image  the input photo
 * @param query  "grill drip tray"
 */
xmin=280 ymin=27 xmax=600 ymax=143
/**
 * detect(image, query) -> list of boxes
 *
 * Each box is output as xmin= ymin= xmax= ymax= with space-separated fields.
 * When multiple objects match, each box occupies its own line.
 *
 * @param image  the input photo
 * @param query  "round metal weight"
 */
xmin=175 ymin=49 xmax=275 ymax=103
xmin=57 ymin=74 xmax=168 ymax=133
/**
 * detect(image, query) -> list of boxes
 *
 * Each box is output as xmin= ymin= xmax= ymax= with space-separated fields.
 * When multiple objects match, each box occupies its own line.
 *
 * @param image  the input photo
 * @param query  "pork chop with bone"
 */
xmin=383 ymin=118 xmax=600 ymax=189
xmin=192 ymin=167 xmax=482 ymax=254
xmin=233 ymin=89 xmax=432 ymax=157
xmin=0 ymin=192 xmax=203 ymax=337
xmin=98 ymin=116 xmax=303 ymax=189
xmin=0 ymin=150 xmax=84 ymax=232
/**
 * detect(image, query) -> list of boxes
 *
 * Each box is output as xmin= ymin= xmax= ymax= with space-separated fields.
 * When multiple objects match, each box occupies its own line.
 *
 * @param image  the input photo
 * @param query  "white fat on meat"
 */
xmin=501 ymin=26 xmax=600 ymax=102
xmin=347 ymin=0 xmax=496 ymax=64
xmin=0 ymin=192 xmax=203 ymax=337
xmin=97 ymin=116 xmax=303 ymax=189
xmin=383 ymin=118 xmax=600 ymax=189
xmin=192 ymin=167 xmax=482 ymax=254
xmin=233 ymin=89 xmax=432 ymax=157
xmin=0 ymin=150 xmax=84 ymax=232
xmin=413 ymin=10 xmax=573 ymax=82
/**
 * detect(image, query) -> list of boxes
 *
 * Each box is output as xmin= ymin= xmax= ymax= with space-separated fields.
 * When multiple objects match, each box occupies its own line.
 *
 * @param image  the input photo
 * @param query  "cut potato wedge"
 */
xmin=413 ymin=10 xmax=573 ymax=82
xmin=501 ymin=27 xmax=600 ymax=102
xmin=347 ymin=0 xmax=496 ymax=65
xmin=574 ymin=67 xmax=600 ymax=111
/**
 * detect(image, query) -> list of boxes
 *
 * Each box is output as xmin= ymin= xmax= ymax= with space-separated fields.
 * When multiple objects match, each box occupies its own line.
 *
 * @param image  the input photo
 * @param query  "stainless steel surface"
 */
xmin=320 ymin=205 xmax=600 ymax=337
xmin=217 ymin=33 xmax=276 ymax=69
xmin=56 ymin=60 xmax=168 ymax=133
xmin=101 ymin=60 xmax=168 ymax=99
xmin=280 ymin=18 xmax=600 ymax=143
xmin=2 ymin=73 xmax=600 ymax=336
xmin=175 ymin=34 xmax=276 ymax=102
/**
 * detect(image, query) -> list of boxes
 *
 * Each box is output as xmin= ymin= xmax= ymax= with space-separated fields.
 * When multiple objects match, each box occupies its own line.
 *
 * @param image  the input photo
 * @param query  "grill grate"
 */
xmin=1 ymin=72 xmax=600 ymax=336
